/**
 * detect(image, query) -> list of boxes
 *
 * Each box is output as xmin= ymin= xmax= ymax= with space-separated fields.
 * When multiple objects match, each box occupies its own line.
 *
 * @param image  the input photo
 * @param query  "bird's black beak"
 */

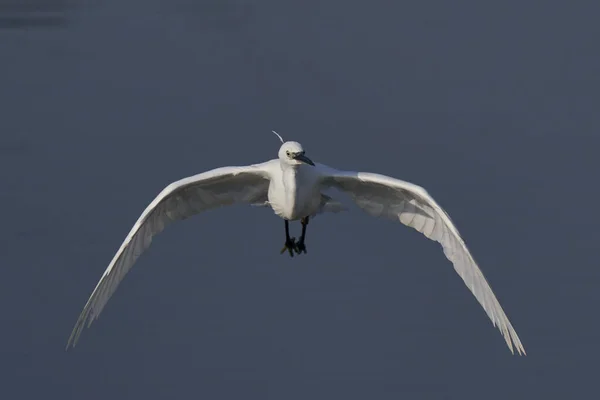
xmin=293 ymin=153 xmax=315 ymax=166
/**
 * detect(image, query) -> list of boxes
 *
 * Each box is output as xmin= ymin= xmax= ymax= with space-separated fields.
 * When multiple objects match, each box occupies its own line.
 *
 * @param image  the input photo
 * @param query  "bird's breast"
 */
xmin=268 ymin=167 xmax=320 ymax=220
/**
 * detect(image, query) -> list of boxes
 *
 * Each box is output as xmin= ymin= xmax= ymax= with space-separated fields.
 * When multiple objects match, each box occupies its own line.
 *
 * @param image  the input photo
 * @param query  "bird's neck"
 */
xmin=280 ymin=162 xmax=299 ymax=191
xmin=280 ymin=160 xmax=300 ymax=172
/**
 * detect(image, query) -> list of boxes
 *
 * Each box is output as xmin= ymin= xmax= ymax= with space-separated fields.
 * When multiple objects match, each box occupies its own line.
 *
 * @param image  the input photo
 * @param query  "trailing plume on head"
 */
xmin=272 ymin=130 xmax=285 ymax=144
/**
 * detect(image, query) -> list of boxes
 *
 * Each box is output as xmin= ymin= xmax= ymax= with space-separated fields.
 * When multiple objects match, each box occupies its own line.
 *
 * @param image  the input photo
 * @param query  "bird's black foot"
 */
xmin=280 ymin=237 xmax=297 ymax=257
xmin=294 ymin=239 xmax=307 ymax=254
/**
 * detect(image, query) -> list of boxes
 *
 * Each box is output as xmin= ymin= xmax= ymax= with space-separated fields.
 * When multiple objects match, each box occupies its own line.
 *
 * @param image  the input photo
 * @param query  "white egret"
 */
xmin=66 ymin=131 xmax=525 ymax=355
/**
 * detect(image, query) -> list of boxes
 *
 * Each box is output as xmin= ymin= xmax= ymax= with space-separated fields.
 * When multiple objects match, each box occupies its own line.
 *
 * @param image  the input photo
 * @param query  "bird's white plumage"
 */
xmin=66 ymin=163 xmax=273 ymax=348
xmin=317 ymin=165 xmax=525 ymax=355
xmin=67 ymin=140 xmax=525 ymax=355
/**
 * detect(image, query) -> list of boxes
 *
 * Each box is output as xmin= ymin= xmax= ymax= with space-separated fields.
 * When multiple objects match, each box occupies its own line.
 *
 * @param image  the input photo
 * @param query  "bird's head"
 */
xmin=278 ymin=141 xmax=315 ymax=167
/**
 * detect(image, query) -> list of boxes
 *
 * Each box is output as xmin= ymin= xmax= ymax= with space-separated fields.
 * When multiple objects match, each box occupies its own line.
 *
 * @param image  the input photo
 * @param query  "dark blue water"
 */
xmin=1 ymin=1 xmax=598 ymax=398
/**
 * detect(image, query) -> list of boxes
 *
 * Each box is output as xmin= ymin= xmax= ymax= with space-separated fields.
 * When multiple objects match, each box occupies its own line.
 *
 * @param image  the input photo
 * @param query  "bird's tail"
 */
xmin=317 ymin=194 xmax=348 ymax=214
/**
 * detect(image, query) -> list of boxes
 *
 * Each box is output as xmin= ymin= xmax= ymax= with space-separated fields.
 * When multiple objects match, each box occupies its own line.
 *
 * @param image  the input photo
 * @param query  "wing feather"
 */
xmin=318 ymin=165 xmax=525 ymax=355
xmin=66 ymin=162 xmax=273 ymax=348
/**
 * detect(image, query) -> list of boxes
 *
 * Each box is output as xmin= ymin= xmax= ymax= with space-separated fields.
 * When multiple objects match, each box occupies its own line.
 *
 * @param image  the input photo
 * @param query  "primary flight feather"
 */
xmin=67 ymin=134 xmax=525 ymax=355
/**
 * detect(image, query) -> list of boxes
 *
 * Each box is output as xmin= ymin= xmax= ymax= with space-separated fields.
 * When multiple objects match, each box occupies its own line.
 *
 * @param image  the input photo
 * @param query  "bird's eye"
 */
xmin=286 ymin=151 xmax=290 ymax=156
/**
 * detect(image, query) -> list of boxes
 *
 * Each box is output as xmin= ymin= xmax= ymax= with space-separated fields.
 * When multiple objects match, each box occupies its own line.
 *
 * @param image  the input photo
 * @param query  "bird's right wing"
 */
xmin=66 ymin=161 xmax=274 ymax=349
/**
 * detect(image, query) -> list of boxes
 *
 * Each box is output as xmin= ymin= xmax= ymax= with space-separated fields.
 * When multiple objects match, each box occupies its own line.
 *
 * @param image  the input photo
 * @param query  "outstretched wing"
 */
xmin=66 ymin=162 xmax=273 ymax=349
xmin=318 ymin=165 xmax=525 ymax=355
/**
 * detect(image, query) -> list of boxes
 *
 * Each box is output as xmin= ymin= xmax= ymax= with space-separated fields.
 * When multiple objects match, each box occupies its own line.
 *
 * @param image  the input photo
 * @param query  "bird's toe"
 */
xmin=280 ymin=238 xmax=296 ymax=257
xmin=294 ymin=241 xmax=307 ymax=254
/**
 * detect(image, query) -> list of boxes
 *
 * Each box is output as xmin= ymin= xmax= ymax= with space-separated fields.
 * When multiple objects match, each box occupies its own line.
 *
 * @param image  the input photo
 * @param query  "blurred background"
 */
xmin=1 ymin=1 xmax=598 ymax=399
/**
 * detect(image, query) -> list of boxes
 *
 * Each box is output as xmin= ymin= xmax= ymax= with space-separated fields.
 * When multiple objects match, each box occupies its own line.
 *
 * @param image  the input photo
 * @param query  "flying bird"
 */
xmin=66 ymin=131 xmax=525 ymax=355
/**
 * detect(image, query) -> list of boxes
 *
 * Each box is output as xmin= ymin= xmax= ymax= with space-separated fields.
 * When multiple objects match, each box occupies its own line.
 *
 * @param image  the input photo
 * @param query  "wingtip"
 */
xmin=65 ymin=333 xmax=77 ymax=351
xmin=65 ymin=335 xmax=76 ymax=351
xmin=65 ymin=331 xmax=79 ymax=351
xmin=508 ymin=334 xmax=527 ymax=356
xmin=65 ymin=318 xmax=86 ymax=351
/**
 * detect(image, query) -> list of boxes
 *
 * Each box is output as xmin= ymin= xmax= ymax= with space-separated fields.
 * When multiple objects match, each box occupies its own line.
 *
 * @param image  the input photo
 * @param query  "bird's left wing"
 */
xmin=66 ymin=162 xmax=273 ymax=349
xmin=317 ymin=164 xmax=525 ymax=355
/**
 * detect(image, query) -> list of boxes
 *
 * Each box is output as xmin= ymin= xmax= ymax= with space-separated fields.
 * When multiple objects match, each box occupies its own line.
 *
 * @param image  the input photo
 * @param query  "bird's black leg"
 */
xmin=280 ymin=220 xmax=296 ymax=257
xmin=295 ymin=216 xmax=309 ymax=254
